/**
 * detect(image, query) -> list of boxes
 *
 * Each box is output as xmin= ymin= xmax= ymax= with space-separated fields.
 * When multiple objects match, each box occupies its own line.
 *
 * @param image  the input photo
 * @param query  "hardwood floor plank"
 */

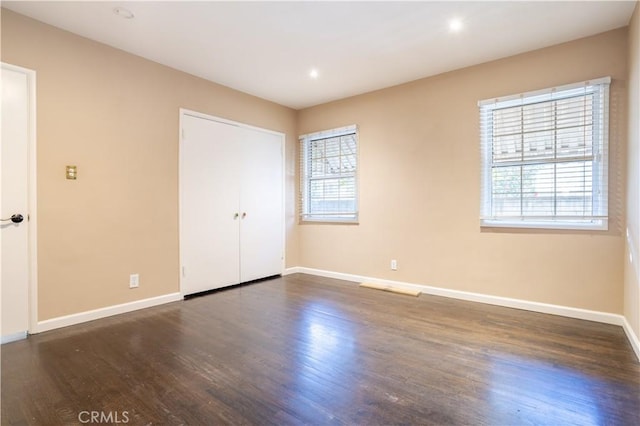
xmin=2 ymin=273 xmax=639 ymax=425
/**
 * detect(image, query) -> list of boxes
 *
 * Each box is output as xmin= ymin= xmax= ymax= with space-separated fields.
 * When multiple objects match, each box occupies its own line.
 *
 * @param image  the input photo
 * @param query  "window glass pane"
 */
xmin=311 ymin=140 xmax=323 ymax=159
xmin=324 ymin=137 xmax=340 ymax=159
xmin=339 ymin=177 xmax=355 ymax=198
xmin=493 ymin=107 xmax=522 ymax=137
xmin=309 ymin=178 xmax=356 ymax=214
xmin=493 ymin=134 xmax=522 ymax=163
xmin=556 ymin=95 xmax=592 ymax=129
xmin=523 ymin=102 xmax=553 ymax=133
xmin=309 ymin=140 xmax=325 ymax=178
xmin=311 ymin=159 xmax=324 ymax=176
xmin=556 ymin=161 xmax=592 ymax=216
xmin=556 ymin=126 xmax=592 ymax=158
xmin=340 ymin=135 xmax=357 ymax=172
xmin=522 ymin=164 xmax=554 ymax=216
xmin=523 ymin=130 xmax=554 ymax=161
xmin=492 ymin=166 xmax=521 ymax=216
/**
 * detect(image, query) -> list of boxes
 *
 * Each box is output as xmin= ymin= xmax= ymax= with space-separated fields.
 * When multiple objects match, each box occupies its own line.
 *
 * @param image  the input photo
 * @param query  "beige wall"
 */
xmin=625 ymin=3 xmax=640 ymax=340
xmin=298 ymin=28 xmax=628 ymax=314
xmin=1 ymin=10 xmax=299 ymax=320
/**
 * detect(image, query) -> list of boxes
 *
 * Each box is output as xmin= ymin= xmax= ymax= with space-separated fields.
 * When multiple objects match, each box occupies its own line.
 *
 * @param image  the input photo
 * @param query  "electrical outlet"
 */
xmin=391 ymin=259 xmax=397 ymax=271
xmin=129 ymin=274 xmax=139 ymax=288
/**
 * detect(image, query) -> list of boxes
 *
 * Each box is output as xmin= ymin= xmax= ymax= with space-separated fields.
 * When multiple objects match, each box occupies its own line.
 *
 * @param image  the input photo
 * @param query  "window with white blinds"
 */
xmin=479 ymin=77 xmax=610 ymax=230
xmin=300 ymin=125 xmax=358 ymax=222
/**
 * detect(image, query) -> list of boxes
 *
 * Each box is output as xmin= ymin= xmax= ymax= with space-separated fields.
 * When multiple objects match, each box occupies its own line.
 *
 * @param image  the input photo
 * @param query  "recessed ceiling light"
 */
xmin=113 ymin=7 xmax=135 ymax=19
xmin=309 ymin=69 xmax=319 ymax=79
xmin=449 ymin=18 xmax=463 ymax=33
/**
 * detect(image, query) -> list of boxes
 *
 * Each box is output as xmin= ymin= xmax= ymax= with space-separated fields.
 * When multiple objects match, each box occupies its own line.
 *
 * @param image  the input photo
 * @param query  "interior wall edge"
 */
xmin=624 ymin=0 xmax=640 ymax=351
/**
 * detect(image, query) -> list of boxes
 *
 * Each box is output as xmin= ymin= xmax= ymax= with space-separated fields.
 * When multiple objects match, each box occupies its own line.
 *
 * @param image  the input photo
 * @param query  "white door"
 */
xmin=1 ymin=65 xmax=31 ymax=342
xmin=180 ymin=114 xmax=241 ymax=295
xmin=179 ymin=111 xmax=284 ymax=296
xmin=239 ymin=127 xmax=283 ymax=282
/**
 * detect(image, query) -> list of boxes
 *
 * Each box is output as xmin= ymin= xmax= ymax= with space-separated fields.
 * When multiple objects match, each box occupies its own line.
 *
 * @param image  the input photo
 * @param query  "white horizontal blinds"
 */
xmin=300 ymin=125 xmax=358 ymax=221
xmin=480 ymin=77 xmax=609 ymax=227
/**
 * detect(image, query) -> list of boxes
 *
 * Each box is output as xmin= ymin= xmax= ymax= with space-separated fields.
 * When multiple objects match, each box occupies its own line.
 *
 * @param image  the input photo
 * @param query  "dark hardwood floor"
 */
xmin=2 ymin=273 xmax=639 ymax=425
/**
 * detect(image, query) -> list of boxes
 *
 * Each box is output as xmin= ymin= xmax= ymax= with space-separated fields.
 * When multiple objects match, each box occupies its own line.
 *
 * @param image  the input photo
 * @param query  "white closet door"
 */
xmin=180 ymin=115 xmax=241 ymax=295
xmin=239 ymin=127 xmax=283 ymax=282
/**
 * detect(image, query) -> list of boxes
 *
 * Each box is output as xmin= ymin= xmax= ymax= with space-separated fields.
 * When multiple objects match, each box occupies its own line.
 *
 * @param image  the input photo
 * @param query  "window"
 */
xmin=479 ymin=77 xmax=610 ymax=230
xmin=300 ymin=125 xmax=358 ymax=222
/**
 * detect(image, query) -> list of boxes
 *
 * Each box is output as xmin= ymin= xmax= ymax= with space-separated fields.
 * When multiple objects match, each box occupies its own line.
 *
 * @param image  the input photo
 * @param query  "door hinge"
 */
xmin=182 ymin=266 xmax=186 ymax=277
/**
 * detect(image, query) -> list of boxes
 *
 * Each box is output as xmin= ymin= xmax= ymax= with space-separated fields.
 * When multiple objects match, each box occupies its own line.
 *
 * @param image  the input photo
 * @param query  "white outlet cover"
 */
xmin=129 ymin=274 xmax=139 ymax=288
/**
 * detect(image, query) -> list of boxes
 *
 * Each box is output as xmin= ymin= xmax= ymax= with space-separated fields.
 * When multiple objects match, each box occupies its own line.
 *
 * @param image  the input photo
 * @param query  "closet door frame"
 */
xmin=178 ymin=108 xmax=285 ymax=296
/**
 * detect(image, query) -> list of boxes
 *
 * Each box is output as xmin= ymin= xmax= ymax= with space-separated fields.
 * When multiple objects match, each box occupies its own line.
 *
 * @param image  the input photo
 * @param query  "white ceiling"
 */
xmin=3 ymin=1 xmax=636 ymax=109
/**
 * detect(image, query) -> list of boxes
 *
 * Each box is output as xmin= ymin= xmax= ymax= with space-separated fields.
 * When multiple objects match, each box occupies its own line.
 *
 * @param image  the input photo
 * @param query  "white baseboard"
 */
xmin=1 ymin=331 xmax=27 ymax=344
xmin=33 ymin=292 xmax=183 ymax=334
xmin=283 ymin=267 xmax=303 ymax=275
xmin=622 ymin=316 xmax=640 ymax=361
xmin=292 ymin=267 xmax=639 ymax=355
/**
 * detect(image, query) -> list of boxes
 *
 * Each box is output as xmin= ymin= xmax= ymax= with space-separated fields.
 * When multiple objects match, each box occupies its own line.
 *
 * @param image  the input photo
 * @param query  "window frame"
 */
xmin=299 ymin=125 xmax=359 ymax=223
xmin=479 ymin=77 xmax=610 ymax=231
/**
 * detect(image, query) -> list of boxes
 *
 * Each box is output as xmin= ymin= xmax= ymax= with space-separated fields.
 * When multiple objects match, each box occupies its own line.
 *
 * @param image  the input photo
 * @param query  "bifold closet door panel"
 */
xmin=239 ymin=127 xmax=284 ymax=282
xmin=180 ymin=115 xmax=241 ymax=295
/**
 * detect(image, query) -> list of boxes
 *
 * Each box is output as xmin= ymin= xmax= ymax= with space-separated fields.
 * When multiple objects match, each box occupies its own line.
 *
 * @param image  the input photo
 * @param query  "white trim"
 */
xmin=27 ymin=67 xmax=38 ymax=335
xmin=1 ymin=331 xmax=27 ymax=344
xmin=1 ymin=63 xmax=38 ymax=335
xmin=481 ymin=218 xmax=608 ymax=231
xmin=299 ymin=124 xmax=357 ymax=141
xmin=32 ymin=293 xmax=183 ymax=334
xmin=622 ymin=316 xmax=640 ymax=361
xmin=300 ymin=215 xmax=359 ymax=224
xmin=478 ymin=76 xmax=611 ymax=106
xmin=281 ymin=135 xmax=286 ymax=274
xmin=180 ymin=108 xmax=285 ymax=137
xmin=294 ymin=266 xmax=630 ymax=329
xmin=283 ymin=267 xmax=303 ymax=275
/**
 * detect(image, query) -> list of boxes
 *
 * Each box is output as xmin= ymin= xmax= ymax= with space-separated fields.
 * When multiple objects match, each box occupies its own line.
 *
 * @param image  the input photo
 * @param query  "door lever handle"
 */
xmin=1 ymin=214 xmax=24 ymax=224
xmin=233 ymin=213 xmax=239 ymax=220
xmin=242 ymin=212 xmax=247 ymax=219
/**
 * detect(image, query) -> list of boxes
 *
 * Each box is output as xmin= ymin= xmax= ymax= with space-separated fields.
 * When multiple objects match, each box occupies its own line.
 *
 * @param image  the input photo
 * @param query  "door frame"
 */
xmin=1 ymin=62 xmax=38 ymax=337
xmin=178 ymin=108 xmax=285 ymax=296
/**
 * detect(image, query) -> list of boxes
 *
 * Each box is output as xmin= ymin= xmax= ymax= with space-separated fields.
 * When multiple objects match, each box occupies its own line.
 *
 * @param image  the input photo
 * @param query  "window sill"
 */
xmin=480 ymin=219 xmax=608 ymax=231
xmin=300 ymin=216 xmax=359 ymax=225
